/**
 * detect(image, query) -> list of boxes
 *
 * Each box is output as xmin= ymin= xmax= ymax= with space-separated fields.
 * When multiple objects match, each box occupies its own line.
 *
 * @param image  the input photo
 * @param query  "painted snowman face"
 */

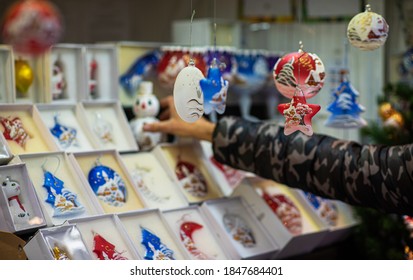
xmin=133 ymin=92 xmax=160 ymax=118
xmin=2 ymin=177 xmax=21 ymax=198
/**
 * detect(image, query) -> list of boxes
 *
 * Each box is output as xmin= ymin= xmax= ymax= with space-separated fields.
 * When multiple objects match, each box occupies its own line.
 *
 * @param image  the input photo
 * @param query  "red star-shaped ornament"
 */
xmin=278 ymin=94 xmax=320 ymax=136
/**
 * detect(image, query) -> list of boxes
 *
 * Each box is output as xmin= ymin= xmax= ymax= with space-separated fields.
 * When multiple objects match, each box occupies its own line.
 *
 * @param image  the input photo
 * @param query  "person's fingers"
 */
xmin=159 ymin=95 xmax=173 ymax=109
xmin=158 ymin=108 xmax=171 ymax=121
xmin=143 ymin=121 xmax=170 ymax=133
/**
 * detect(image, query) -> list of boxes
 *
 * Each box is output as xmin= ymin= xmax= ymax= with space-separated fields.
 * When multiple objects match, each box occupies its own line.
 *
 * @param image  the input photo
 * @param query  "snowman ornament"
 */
xmin=129 ymin=81 xmax=164 ymax=151
xmin=1 ymin=176 xmax=30 ymax=225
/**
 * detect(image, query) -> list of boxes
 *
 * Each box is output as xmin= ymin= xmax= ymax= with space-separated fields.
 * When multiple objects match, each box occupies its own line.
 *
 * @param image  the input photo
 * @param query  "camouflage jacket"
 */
xmin=212 ymin=116 xmax=413 ymax=216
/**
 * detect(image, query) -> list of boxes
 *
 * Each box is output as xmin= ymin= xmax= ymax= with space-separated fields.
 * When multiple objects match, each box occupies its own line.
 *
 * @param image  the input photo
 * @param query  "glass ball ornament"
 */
xmin=1 ymin=0 xmax=63 ymax=56
xmin=347 ymin=4 xmax=389 ymax=51
xmin=273 ymin=44 xmax=326 ymax=99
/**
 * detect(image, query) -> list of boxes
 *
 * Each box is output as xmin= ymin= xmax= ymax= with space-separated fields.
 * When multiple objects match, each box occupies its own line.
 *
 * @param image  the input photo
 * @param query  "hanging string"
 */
xmin=189 ymin=0 xmax=195 ymax=65
xmin=213 ymin=0 xmax=217 ymax=60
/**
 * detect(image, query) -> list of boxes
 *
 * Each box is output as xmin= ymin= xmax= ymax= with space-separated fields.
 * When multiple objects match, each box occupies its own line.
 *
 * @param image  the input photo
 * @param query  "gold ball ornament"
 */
xmin=383 ymin=111 xmax=404 ymax=129
xmin=378 ymin=102 xmax=394 ymax=120
xmin=14 ymin=59 xmax=34 ymax=94
xmin=347 ymin=4 xmax=389 ymax=51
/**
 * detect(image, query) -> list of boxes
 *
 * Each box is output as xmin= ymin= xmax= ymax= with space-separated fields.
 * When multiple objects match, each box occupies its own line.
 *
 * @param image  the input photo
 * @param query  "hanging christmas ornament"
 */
xmin=262 ymin=191 xmax=302 ymax=235
xmin=175 ymin=158 xmax=208 ymax=198
xmin=179 ymin=221 xmax=212 ymax=260
xmin=1 ymin=176 xmax=30 ymax=225
xmin=223 ymin=213 xmax=256 ymax=248
xmin=88 ymin=157 xmax=127 ymax=207
xmin=51 ymin=57 xmax=66 ymax=100
xmin=347 ymin=4 xmax=389 ymax=51
xmin=129 ymin=81 xmax=164 ymax=151
xmin=173 ymin=58 xmax=205 ymax=123
xmin=49 ymin=113 xmax=78 ymax=149
xmin=1 ymin=0 xmax=63 ymax=56
xmin=278 ymin=87 xmax=320 ymax=136
xmin=92 ymin=231 xmax=128 ymax=260
xmin=140 ymin=226 xmax=175 ymax=260
xmin=378 ymin=102 xmax=404 ymax=129
xmin=199 ymin=58 xmax=229 ymax=115
xmin=305 ymin=192 xmax=338 ymax=226
xmin=89 ymin=57 xmax=98 ymax=98
xmin=15 ymin=58 xmax=34 ymax=95
xmin=0 ymin=115 xmax=32 ymax=148
xmin=273 ymin=43 xmax=326 ymax=99
xmin=42 ymin=164 xmax=85 ymax=218
xmin=119 ymin=49 xmax=161 ymax=96
xmin=325 ymin=77 xmax=367 ymax=129
xmin=204 ymin=46 xmax=235 ymax=83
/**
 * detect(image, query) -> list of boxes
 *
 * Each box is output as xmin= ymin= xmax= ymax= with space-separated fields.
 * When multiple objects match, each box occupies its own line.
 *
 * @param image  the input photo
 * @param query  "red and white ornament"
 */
xmin=1 ymin=0 xmax=63 ymax=56
xmin=347 ymin=4 xmax=389 ymax=51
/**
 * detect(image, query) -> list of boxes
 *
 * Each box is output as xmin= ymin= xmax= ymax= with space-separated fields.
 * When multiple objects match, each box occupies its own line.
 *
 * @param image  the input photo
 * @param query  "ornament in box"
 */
xmin=129 ymin=81 xmax=164 ymax=151
xmin=1 ymin=176 xmax=30 ymax=225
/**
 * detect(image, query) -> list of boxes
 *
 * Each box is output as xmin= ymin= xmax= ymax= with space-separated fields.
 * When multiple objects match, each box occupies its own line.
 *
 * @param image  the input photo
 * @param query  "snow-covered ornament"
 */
xmin=347 ymin=4 xmax=389 ymax=51
xmin=273 ymin=43 xmax=325 ymax=99
xmin=129 ymin=81 xmax=164 ymax=151
xmin=173 ymin=58 xmax=205 ymax=123
xmin=49 ymin=113 xmax=78 ymax=149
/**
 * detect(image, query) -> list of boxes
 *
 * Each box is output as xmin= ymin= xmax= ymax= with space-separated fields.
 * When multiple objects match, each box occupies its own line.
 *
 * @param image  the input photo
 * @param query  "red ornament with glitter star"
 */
xmin=273 ymin=49 xmax=325 ymax=99
xmin=1 ymin=0 xmax=63 ymax=56
xmin=0 ymin=116 xmax=32 ymax=148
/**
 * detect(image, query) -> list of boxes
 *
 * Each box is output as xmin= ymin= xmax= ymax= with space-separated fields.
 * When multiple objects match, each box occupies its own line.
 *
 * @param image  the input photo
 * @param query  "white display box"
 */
xmin=296 ymin=189 xmax=360 ymax=247
xmin=69 ymin=149 xmax=147 ymax=214
xmin=35 ymin=103 xmax=99 ymax=152
xmin=13 ymin=50 xmax=49 ymax=104
xmin=48 ymin=44 xmax=86 ymax=103
xmin=0 ymin=104 xmax=59 ymax=155
xmin=114 ymin=41 xmax=165 ymax=107
xmin=23 ymin=224 xmax=93 ymax=260
xmin=120 ymin=152 xmax=188 ymax=210
xmin=0 ymin=45 xmax=16 ymax=103
xmin=201 ymin=197 xmax=280 ymax=259
xmin=78 ymin=101 xmax=138 ymax=152
xmin=200 ymin=140 xmax=246 ymax=196
xmin=83 ymin=44 xmax=119 ymax=101
xmin=232 ymin=178 xmax=330 ymax=259
xmin=162 ymin=205 xmax=231 ymax=260
xmin=117 ymin=209 xmax=190 ymax=260
xmin=0 ymin=132 xmax=13 ymax=166
xmin=0 ymin=163 xmax=46 ymax=234
xmin=18 ymin=151 xmax=103 ymax=227
xmin=153 ymin=141 xmax=224 ymax=204
xmin=68 ymin=213 xmax=142 ymax=260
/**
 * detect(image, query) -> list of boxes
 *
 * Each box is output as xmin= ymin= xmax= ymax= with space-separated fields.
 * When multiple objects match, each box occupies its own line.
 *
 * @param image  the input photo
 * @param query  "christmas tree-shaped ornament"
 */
xmin=0 ymin=116 xmax=32 ymax=149
xmin=199 ymin=58 xmax=229 ymax=115
xmin=325 ymin=72 xmax=367 ymax=129
xmin=50 ymin=113 xmax=78 ymax=149
xmin=175 ymin=157 xmax=208 ymax=198
xmin=347 ymin=4 xmax=389 ymax=51
xmin=179 ymin=221 xmax=213 ymax=260
xmin=92 ymin=231 xmax=128 ymax=260
xmin=140 ymin=226 xmax=175 ymax=260
xmin=262 ymin=191 xmax=302 ymax=235
xmin=278 ymin=87 xmax=320 ymax=136
xmin=173 ymin=57 xmax=205 ymax=123
xmin=223 ymin=213 xmax=256 ymax=248
xmin=88 ymin=156 xmax=127 ymax=207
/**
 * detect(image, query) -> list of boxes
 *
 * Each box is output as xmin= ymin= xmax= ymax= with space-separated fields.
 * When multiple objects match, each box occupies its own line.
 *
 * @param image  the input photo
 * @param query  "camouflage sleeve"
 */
xmin=212 ymin=116 xmax=413 ymax=216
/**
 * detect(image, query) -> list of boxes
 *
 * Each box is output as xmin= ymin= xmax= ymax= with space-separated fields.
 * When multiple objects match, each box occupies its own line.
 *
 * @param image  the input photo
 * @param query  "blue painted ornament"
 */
xmin=88 ymin=159 xmax=127 ymax=207
xmin=119 ymin=50 xmax=161 ymax=96
xmin=199 ymin=58 xmax=229 ymax=115
xmin=140 ymin=226 xmax=175 ymax=260
xmin=50 ymin=114 xmax=77 ymax=149
xmin=43 ymin=170 xmax=84 ymax=218
xmin=325 ymin=79 xmax=367 ymax=128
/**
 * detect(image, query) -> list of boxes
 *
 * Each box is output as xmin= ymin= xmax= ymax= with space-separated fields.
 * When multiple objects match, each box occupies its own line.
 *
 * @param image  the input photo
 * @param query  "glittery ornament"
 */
xmin=175 ymin=158 xmax=208 ymax=197
xmin=223 ymin=213 xmax=256 ymax=248
xmin=273 ymin=45 xmax=325 ymax=99
xmin=140 ymin=226 xmax=175 ymax=260
xmin=15 ymin=59 xmax=34 ymax=95
xmin=347 ymin=4 xmax=389 ymax=51
xmin=0 ymin=115 xmax=32 ymax=148
xmin=180 ymin=221 xmax=212 ymax=260
xmin=92 ymin=231 xmax=128 ymax=260
xmin=2 ymin=0 xmax=63 ymax=56
xmin=378 ymin=102 xmax=404 ymax=128
xmin=262 ymin=191 xmax=302 ymax=235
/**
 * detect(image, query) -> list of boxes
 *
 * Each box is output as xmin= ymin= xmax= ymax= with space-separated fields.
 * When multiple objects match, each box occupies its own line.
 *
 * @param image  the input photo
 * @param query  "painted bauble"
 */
xmin=273 ymin=50 xmax=325 ymax=99
xmin=347 ymin=4 xmax=389 ymax=51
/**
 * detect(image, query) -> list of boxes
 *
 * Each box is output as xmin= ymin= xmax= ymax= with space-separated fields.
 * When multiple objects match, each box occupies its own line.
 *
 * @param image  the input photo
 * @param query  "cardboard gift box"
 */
xmin=232 ymin=177 xmax=330 ymax=259
xmin=68 ymin=213 xmax=142 ymax=260
xmin=24 ymin=223 xmax=93 ymax=260
xmin=153 ymin=140 xmax=224 ymax=204
xmin=0 ymin=45 xmax=16 ymax=103
xmin=0 ymin=163 xmax=47 ymax=234
xmin=117 ymin=208 xmax=190 ymax=260
xmin=69 ymin=149 xmax=147 ymax=214
xmin=18 ymin=151 xmax=103 ymax=227
xmin=201 ymin=197 xmax=280 ymax=260
xmin=120 ymin=151 xmax=188 ymax=210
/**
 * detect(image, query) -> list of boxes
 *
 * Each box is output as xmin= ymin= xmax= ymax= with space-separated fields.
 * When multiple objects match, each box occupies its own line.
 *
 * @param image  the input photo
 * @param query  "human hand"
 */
xmin=142 ymin=95 xmax=216 ymax=142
